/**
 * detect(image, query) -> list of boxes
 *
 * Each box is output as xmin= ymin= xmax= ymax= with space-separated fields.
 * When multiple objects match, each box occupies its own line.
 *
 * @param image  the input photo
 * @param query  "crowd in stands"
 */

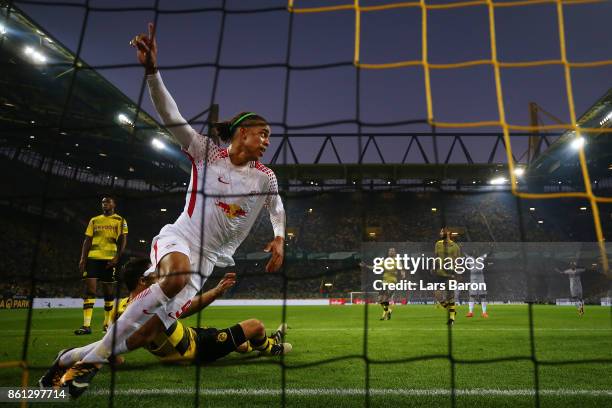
xmin=1 ymin=160 xmax=610 ymax=302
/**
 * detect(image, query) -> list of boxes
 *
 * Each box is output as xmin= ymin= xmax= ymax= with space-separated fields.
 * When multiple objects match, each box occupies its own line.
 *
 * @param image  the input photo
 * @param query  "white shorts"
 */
xmin=146 ymin=224 xmax=216 ymax=328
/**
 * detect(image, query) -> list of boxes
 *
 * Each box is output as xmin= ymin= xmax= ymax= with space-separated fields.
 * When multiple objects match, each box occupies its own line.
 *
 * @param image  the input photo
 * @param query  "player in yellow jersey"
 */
xmin=361 ymin=248 xmax=399 ymax=321
xmin=75 ymin=196 xmax=128 ymax=335
xmin=40 ymin=259 xmax=290 ymax=389
xmin=433 ymin=227 xmax=461 ymax=326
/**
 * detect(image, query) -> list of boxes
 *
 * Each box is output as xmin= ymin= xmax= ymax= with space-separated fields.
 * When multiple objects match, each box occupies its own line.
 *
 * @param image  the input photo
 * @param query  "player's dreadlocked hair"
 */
xmin=214 ymin=112 xmax=268 ymax=143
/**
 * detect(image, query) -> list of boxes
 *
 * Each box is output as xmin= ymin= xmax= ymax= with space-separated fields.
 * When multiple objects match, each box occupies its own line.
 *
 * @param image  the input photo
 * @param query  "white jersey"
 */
xmin=467 ymin=254 xmax=486 ymax=283
xmin=147 ymin=72 xmax=285 ymax=267
xmin=561 ymin=268 xmax=584 ymax=298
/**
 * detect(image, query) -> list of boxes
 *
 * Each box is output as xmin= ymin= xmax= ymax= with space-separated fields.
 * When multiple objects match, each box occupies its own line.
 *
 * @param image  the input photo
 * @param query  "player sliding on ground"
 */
xmin=40 ymin=259 xmax=290 ymax=390
xmin=58 ymin=22 xmax=286 ymax=398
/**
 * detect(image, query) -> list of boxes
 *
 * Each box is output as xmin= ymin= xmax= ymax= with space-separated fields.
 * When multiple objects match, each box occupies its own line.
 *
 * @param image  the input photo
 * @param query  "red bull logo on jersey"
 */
xmin=215 ymin=200 xmax=247 ymax=218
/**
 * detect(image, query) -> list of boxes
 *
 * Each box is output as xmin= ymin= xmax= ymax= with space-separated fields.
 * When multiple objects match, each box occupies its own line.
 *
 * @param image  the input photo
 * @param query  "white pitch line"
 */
xmin=90 ymin=388 xmax=612 ymax=397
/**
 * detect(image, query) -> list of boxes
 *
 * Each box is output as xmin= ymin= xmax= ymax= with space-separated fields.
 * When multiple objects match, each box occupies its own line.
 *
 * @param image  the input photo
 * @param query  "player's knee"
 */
xmin=241 ymin=319 xmax=264 ymax=338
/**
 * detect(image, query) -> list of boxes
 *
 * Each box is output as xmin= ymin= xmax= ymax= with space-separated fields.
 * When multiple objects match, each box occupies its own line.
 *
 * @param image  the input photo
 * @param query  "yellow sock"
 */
xmin=252 ymin=336 xmax=275 ymax=354
xmin=449 ymin=302 xmax=456 ymax=320
xmin=83 ymin=298 xmax=95 ymax=327
xmin=103 ymin=298 xmax=114 ymax=327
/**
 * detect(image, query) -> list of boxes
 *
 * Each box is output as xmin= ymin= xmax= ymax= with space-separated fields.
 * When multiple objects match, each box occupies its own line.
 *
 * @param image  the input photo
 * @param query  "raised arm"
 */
xmin=131 ymin=22 xmax=199 ymax=149
xmin=146 ymin=72 xmax=199 ymax=149
xmin=180 ymin=273 xmax=236 ymax=318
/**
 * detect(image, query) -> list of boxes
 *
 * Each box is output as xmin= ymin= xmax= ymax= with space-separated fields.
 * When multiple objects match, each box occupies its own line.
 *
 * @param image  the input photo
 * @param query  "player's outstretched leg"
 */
xmin=61 ymin=253 xmax=191 ymax=398
xmin=38 ymin=348 xmax=74 ymax=388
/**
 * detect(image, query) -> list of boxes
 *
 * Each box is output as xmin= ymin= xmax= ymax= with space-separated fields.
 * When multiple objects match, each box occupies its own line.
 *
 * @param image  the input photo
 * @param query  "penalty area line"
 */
xmin=91 ymin=388 xmax=612 ymax=397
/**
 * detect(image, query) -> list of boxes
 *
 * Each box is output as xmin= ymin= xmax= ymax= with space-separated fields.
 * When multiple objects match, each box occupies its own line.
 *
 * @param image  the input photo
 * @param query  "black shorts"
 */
xmin=194 ymin=324 xmax=247 ymax=364
xmin=82 ymin=259 xmax=116 ymax=282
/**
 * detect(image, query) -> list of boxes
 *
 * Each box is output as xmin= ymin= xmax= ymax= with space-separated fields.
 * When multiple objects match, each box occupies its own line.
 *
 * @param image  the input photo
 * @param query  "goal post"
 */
xmin=349 ymin=291 xmax=379 ymax=305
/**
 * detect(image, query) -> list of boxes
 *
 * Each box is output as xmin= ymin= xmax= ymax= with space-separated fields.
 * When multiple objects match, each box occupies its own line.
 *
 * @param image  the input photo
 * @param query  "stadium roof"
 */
xmin=527 ymin=88 xmax=612 ymax=184
xmin=1 ymin=2 xmax=608 ymax=192
xmin=0 ymin=3 xmax=189 ymax=188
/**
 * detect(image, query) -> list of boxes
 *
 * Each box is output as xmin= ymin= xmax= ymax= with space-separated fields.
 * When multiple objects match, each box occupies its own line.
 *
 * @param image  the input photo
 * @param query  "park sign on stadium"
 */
xmin=0 ymin=295 xmax=30 ymax=309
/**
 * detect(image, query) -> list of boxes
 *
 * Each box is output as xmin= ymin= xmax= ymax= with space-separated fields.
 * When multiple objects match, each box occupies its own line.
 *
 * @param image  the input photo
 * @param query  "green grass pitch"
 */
xmin=1 ymin=305 xmax=611 ymax=407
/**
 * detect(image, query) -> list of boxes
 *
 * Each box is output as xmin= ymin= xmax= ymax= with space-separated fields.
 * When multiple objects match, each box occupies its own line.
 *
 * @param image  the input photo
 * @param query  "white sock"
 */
xmin=469 ymin=301 xmax=474 ymax=313
xmin=482 ymin=301 xmax=487 ymax=313
xmin=80 ymin=283 xmax=169 ymax=364
xmin=59 ymin=341 xmax=101 ymax=367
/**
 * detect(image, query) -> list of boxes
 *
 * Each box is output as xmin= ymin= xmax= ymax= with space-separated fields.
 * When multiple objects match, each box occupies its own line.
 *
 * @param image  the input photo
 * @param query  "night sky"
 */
xmin=16 ymin=0 xmax=612 ymax=164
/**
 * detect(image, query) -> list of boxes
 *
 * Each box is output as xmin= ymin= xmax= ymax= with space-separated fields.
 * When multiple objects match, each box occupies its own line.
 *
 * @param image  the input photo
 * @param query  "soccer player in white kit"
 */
xmin=466 ymin=252 xmax=488 ymax=318
xmin=557 ymin=261 xmax=585 ymax=316
xmin=61 ymin=23 xmax=286 ymax=397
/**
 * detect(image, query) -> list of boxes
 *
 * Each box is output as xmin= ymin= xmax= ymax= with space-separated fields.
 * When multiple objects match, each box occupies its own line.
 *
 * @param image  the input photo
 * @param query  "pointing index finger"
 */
xmin=148 ymin=22 xmax=156 ymax=40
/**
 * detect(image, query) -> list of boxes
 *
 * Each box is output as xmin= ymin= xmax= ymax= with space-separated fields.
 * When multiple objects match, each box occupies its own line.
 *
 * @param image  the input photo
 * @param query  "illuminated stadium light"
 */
xmin=529 ymin=207 xmax=535 ymax=211
xmin=489 ymin=176 xmax=507 ymax=185
xmin=558 ymin=181 xmax=562 ymax=184
xmin=431 ymin=208 xmax=437 ymax=212
xmin=99 ymin=153 xmax=107 ymax=157
xmin=537 ymin=220 xmax=544 ymax=224
xmin=580 ymin=207 xmax=587 ymax=211
xmin=151 ymin=138 xmax=166 ymax=150
xmin=129 ymin=166 xmax=135 ymax=172
xmin=23 ymin=46 xmax=47 ymax=64
xmin=139 ymin=239 xmax=146 ymax=243
xmin=599 ymin=111 xmax=612 ymax=126
xmin=160 ymin=208 xmax=167 ymax=212
xmin=117 ymin=113 xmax=134 ymax=126
xmin=324 ymin=282 xmax=332 ymax=287
xmin=0 ymin=24 xmax=6 ymax=35
xmin=308 ymin=208 xmax=313 ymax=213
xmin=513 ymin=167 xmax=525 ymax=177
xmin=29 ymin=135 xmax=35 ymax=139
xmin=570 ymin=136 xmax=585 ymax=150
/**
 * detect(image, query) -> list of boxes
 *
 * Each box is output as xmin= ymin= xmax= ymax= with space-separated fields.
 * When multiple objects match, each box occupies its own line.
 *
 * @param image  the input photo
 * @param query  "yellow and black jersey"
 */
xmin=146 ymin=321 xmax=198 ymax=362
xmin=112 ymin=297 xmax=197 ymax=362
xmin=434 ymin=239 xmax=461 ymax=277
xmin=85 ymin=214 xmax=128 ymax=260
xmin=382 ymin=264 xmax=398 ymax=284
